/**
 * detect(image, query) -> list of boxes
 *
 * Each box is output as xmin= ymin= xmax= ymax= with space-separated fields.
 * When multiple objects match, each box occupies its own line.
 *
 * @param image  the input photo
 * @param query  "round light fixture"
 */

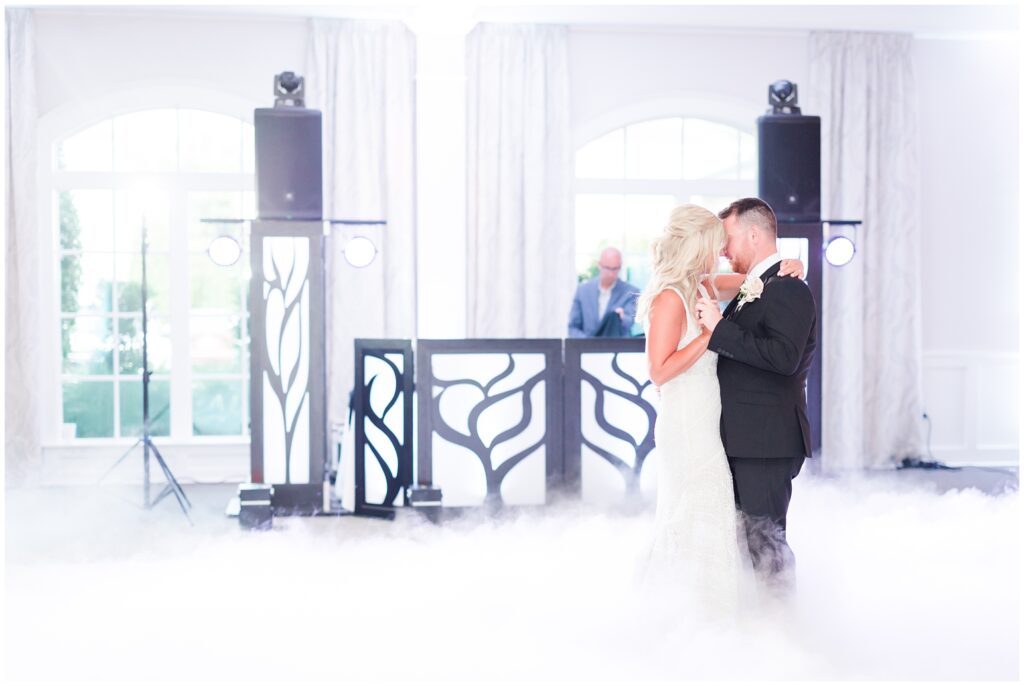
xmin=824 ymin=236 xmax=856 ymax=267
xmin=344 ymin=236 xmax=377 ymax=268
xmin=207 ymin=235 xmax=242 ymax=267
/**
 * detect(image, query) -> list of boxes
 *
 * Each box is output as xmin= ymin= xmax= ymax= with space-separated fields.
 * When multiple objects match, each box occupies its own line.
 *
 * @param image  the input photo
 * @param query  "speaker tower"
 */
xmin=756 ymin=114 xmax=821 ymax=222
xmin=254 ymin=106 xmax=323 ymax=220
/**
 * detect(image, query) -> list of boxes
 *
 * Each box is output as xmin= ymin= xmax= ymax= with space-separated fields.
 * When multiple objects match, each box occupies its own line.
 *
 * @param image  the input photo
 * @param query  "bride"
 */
xmin=634 ymin=203 xmax=803 ymax=615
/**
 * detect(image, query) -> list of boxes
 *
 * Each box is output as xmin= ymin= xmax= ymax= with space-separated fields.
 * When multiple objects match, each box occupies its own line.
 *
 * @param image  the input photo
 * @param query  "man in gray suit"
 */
xmin=568 ymin=247 xmax=640 ymax=337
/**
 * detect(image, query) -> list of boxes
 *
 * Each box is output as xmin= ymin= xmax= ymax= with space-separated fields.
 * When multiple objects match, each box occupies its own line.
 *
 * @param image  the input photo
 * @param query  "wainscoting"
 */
xmin=922 ymin=351 xmax=1019 ymax=467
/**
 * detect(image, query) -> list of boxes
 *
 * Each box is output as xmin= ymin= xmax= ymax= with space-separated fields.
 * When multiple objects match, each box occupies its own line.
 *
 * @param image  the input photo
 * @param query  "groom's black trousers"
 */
xmin=727 ymin=456 xmax=805 ymax=584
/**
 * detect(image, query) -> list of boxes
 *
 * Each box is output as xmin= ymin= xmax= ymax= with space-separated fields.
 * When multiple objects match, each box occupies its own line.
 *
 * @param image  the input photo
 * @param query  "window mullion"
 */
xmin=113 ymin=315 xmax=121 ymax=438
xmin=110 ymin=184 xmax=121 ymax=439
xmin=50 ymin=187 xmax=64 ymax=435
xmin=169 ymin=184 xmax=192 ymax=440
xmin=241 ymin=210 xmax=250 ymax=436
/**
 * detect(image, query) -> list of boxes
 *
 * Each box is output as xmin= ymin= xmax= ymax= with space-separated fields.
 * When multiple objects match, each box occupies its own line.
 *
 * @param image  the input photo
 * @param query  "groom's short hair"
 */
xmin=719 ymin=197 xmax=777 ymax=236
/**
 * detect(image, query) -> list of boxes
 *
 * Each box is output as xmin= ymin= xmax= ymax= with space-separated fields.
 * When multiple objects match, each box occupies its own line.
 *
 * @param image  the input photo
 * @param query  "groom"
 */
xmin=695 ymin=197 xmax=817 ymax=592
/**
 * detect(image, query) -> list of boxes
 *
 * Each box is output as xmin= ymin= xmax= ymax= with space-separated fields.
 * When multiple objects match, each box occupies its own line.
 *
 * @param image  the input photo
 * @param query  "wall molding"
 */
xmin=922 ymin=350 xmax=1019 ymax=467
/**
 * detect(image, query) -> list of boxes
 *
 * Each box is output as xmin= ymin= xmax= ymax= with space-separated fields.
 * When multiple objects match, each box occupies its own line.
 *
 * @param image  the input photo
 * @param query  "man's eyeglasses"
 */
xmin=598 ymin=264 xmax=621 ymax=272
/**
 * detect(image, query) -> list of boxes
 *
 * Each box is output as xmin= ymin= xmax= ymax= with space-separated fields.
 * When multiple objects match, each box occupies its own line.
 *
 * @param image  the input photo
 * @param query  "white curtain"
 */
xmin=306 ymin=19 xmax=417 ymax=426
xmin=466 ymin=23 xmax=574 ymax=338
xmin=809 ymin=31 xmax=926 ymax=471
xmin=5 ymin=8 xmax=41 ymax=484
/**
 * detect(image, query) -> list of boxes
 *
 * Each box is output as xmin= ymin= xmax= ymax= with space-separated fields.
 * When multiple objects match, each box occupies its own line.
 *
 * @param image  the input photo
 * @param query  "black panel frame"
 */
xmin=778 ymin=221 xmax=824 ymax=453
xmin=415 ymin=339 xmax=564 ymax=508
xmin=563 ymin=337 xmax=655 ymax=498
xmin=249 ymin=220 xmax=327 ymax=514
xmin=353 ymin=339 xmax=414 ymax=519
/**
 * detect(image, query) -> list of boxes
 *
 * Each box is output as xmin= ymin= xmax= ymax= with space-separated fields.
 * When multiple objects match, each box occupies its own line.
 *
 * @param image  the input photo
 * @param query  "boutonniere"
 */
xmin=737 ymin=275 xmax=764 ymax=308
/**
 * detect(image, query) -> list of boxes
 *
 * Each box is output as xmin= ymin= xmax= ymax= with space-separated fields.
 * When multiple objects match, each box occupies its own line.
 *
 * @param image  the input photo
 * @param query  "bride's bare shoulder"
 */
xmin=650 ymin=289 xmax=685 ymax=320
xmin=653 ymin=288 xmax=685 ymax=307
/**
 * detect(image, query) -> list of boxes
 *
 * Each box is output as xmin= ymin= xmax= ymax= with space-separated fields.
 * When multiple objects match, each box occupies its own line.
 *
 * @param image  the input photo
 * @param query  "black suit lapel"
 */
xmin=760 ymin=261 xmax=782 ymax=284
xmin=728 ymin=261 xmax=782 ymax=320
xmin=722 ymin=296 xmax=741 ymax=320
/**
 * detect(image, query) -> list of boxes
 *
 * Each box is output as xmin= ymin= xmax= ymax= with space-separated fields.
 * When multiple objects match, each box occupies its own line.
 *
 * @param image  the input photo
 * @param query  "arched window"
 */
xmin=55 ymin=108 xmax=254 ymax=439
xmin=574 ymin=116 xmax=756 ymax=319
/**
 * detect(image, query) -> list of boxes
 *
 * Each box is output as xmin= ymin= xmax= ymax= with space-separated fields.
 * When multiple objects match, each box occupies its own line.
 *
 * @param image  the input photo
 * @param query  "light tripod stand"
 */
xmin=99 ymin=219 xmax=192 ymax=524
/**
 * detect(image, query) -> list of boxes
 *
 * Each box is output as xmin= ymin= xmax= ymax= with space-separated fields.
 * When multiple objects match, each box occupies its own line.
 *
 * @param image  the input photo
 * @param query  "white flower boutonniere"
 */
xmin=737 ymin=275 xmax=764 ymax=309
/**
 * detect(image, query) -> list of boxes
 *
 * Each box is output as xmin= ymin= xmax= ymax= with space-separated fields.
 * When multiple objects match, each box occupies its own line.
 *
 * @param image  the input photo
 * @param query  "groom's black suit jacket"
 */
xmin=709 ymin=261 xmax=817 ymax=459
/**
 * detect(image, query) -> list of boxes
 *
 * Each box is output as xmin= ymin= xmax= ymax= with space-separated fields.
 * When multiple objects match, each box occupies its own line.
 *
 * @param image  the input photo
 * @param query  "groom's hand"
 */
xmin=695 ymin=296 xmax=722 ymax=332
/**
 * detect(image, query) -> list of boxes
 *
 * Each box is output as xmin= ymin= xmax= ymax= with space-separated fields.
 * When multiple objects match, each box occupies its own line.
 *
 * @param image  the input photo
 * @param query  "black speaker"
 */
xmin=757 ymin=114 xmax=820 ymax=222
xmin=254 ymin=107 xmax=323 ymax=220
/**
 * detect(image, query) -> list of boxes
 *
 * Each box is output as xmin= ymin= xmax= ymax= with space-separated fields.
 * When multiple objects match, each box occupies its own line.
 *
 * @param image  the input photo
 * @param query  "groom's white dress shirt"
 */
xmin=733 ymin=252 xmax=782 ymax=314
xmin=749 ymin=252 xmax=782 ymax=281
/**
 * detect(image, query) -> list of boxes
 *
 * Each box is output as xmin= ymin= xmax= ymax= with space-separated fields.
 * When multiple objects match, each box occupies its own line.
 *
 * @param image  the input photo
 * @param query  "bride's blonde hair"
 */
xmin=636 ymin=204 xmax=725 ymax=325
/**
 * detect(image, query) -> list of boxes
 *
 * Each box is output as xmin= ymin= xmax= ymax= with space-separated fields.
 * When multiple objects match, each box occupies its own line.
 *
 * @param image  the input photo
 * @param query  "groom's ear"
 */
xmin=748 ymin=223 xmax=762 ymax=245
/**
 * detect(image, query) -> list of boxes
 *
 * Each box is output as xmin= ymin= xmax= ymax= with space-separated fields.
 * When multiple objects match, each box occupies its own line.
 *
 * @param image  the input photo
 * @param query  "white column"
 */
xmin=409 ymin=12 xmax=474 ymax=339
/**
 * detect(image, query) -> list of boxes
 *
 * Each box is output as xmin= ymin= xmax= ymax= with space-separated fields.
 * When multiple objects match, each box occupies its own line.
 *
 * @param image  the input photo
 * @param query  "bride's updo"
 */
xmin=636 ymin=203 xmax=725 ymax=325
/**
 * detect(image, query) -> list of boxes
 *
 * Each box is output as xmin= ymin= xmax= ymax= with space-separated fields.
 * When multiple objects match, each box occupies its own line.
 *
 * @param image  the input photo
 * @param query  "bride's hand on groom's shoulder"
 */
xmin=779 ymin=259 xmax=805 ymax=279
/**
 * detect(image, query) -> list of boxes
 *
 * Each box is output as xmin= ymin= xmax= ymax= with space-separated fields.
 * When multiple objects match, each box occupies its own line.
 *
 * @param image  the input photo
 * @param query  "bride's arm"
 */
xmin=710 ymin=259 xmax=806 ymax=301
xmin=646 ymin=291 xmax=711 ymax=386
xmin=710 ymin=273 xmax=744 ymax=301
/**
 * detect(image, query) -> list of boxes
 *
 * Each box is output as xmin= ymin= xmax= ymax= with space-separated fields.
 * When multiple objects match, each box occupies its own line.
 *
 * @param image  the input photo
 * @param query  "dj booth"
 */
xmin=251 ymin=321 xmax=663 ymax=517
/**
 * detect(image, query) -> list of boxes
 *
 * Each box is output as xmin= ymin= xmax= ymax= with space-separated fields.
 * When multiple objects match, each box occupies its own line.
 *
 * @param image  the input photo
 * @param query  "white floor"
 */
xmin=4 ymin=469 xmax=1019 ymax=682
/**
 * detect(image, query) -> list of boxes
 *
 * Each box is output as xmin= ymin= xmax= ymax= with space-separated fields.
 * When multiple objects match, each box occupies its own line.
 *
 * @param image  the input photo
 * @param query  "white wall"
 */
xmin=915 ymin=37 xmax=1019 ymax=353
xmin=33 ymin=10 xmax=307 ymax=119
xmin=569 ymin=27 xmax=808 ymax=135
xmin=915 ymin=36 xmax=1019 ymax=465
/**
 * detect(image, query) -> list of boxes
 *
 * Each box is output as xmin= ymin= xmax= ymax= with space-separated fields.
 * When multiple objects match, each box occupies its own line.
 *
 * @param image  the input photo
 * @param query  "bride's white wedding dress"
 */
xmin=637 ymin=285 xmax=746 ymax=616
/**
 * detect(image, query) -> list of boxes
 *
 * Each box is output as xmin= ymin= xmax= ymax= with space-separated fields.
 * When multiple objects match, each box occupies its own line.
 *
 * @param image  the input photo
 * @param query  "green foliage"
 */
xmin=115 ymin=283 xmax=143 ymax=374
xmin=192 ymin=380 xmax=244 ymax=435
xmin=118 ymin=280 xmax=142 ymax=313
xmin=578 ymin=258 xmax=599 ymax=283
xmin=119 ymin=380 xmax=170 ymax=437
xmin=62 ymin=380 xmax=113 ymax=438
xmin=59 ymin=192 xmax=82 ymax=360
xmin=117 ymin=319 xmax=142 ymax=375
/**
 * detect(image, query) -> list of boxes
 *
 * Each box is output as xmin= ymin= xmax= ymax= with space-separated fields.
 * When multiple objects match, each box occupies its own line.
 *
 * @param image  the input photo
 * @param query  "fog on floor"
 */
xmin=4 ymin=473 xmax=1018 ymax=681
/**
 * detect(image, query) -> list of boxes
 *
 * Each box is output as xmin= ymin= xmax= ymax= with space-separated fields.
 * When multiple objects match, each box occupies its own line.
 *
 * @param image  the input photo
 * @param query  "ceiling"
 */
xmin=33 ymin=3 xmax=1021 ymax=38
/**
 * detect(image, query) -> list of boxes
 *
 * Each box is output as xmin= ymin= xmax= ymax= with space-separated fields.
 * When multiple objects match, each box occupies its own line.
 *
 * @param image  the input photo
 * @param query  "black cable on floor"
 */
xmin=898 ymin=413 xmax=960 ymax=470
